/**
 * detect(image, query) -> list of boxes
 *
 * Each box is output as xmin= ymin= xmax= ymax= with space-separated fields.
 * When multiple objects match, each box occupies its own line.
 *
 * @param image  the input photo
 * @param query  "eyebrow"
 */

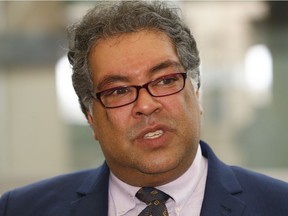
xmin=149 ymin=60 xmax=183 ymax=74
xmin=95 ymin=60 xmax=183 ymax=91
xmin=96 ymin=75 xmax=131 ymax=91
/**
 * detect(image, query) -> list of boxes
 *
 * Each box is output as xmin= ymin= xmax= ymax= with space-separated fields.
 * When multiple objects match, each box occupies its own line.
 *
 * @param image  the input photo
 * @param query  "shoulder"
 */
xmin=201 ymin=140 xmax=288 ymax=191
xmin=3 ymin=168 xmax=99 ymax=198
xmin=0 ymin=165 xmax=108 ymax=216
xmin=231 ymin=166 xmax=288 ymax=196
xmin=203 ymin=139 xmax=288 ymax=195
xmin=231 ymin=166 xmax=288 ymax=214
xmin=200 ymin=141 xmax=288 ymax=214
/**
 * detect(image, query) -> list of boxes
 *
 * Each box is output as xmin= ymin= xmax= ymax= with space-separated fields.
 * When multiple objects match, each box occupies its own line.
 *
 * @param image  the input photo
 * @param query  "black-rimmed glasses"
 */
xmin=90 ymin=73 xmax=187 ymax=108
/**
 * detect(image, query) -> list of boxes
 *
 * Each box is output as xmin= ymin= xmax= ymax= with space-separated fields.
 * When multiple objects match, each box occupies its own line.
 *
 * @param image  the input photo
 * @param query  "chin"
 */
xmin=138 ymin=158 xmax=181 ymax=175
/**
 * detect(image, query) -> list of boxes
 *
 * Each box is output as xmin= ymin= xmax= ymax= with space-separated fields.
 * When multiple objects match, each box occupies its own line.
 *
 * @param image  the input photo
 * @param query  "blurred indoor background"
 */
xmin=1 ymin=1 xmax=288 ymax=194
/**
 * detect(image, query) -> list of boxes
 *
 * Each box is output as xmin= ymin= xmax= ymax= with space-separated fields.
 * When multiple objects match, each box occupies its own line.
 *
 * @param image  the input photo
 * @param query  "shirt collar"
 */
xmin=109 ymin=172 xmax=140 ymax=216
xmin=157 ymin=144 xmax=207 ymax=210
xmin=109 ymin=144 xmax=207 ymax=215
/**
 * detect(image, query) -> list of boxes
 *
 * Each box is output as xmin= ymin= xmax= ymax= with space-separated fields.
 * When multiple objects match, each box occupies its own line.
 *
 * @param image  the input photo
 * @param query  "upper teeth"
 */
xmin=144 ymin=130 xmax=163 ymax=139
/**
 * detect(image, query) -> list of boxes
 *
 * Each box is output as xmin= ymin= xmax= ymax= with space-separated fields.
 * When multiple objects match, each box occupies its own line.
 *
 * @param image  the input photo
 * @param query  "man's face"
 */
xmin=88 ymin=30 xmax=202 ymax=186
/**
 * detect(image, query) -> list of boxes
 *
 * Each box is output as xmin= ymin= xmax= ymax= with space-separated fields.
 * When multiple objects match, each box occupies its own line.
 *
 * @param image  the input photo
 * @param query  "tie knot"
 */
xmin=136 ymin=187 xmax=170 ymax=204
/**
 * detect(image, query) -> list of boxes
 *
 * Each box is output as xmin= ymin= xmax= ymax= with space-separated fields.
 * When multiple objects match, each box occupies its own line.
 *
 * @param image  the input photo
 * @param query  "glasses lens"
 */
xmin=148 ymin=73 xmax=185 ymax=97
xmin=100 ymin=86 xmax=137 ymax=108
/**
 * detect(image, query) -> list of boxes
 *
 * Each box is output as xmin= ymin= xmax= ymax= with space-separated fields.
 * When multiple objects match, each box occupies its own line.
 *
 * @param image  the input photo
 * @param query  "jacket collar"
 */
xmin=70 ymin=163 xmax=110 ymax=216
xmin=200 ymin=141 xmax=246 ymax=216
xmin=70 ymin=142 xmax=247 ymax=216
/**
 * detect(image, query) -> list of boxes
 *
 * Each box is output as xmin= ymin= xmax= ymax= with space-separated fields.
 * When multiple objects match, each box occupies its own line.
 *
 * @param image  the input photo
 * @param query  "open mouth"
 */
xmin=143 ymin=130 xmax=164 ymax=139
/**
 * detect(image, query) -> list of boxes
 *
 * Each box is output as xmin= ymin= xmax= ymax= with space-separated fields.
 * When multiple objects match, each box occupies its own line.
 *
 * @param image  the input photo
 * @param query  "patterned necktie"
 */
xmin=136 ymin=187 xmax=170 ymax=216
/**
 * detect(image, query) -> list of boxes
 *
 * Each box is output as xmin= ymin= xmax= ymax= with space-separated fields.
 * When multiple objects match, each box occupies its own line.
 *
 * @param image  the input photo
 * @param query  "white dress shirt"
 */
xmin=108 ymin=144 xmax=208 ymax=216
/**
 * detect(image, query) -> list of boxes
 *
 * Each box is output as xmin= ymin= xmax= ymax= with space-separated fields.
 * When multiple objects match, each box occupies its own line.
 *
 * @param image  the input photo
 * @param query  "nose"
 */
xmin=131 ymin=88 xmax=162 ymax=118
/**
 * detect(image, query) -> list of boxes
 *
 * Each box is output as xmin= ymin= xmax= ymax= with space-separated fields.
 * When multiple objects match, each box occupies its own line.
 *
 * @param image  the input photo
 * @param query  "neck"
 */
xmin=108 ymin=156 xmax=194 ymax=187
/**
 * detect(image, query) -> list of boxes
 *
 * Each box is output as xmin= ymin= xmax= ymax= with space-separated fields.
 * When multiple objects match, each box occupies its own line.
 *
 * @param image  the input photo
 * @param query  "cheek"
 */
xmin=92 ymin=107 xmax=131 ymax=140
xmin=173 ymin=88 xmax=198 ymax=111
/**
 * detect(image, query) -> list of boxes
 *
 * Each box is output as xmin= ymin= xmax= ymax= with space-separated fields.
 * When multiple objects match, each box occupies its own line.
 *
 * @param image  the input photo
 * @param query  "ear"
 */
xmin=87 ymin=111 xmax=94 ymax=125
xmin=196 ymin=89 xmax=204 ymax=115
xmin=87 ymin=111 xmax=99 ymax=141
xmin=189 ymin=77 xmax=204 ymax=115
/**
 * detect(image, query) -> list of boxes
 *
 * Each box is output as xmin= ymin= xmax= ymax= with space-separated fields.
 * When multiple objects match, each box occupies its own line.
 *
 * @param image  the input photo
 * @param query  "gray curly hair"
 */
xmin=67 ymin=1 xmax=200 ymax=119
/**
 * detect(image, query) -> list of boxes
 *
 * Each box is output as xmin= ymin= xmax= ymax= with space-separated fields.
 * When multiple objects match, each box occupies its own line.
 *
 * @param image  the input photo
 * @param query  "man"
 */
xmin=0 ymin=1 xmax=287 ymax=216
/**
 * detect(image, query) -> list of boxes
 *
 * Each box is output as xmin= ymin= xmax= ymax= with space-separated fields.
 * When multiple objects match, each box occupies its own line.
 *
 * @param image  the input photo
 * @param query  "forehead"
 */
xmin=89 ymin=31 xmax=179 ymax=81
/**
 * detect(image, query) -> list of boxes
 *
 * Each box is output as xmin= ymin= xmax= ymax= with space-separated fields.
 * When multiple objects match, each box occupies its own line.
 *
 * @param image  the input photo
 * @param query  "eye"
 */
xmin=103 ymin=87 xmax=132 ymax=97
xmin=114 ymin=87 xmax=129 ymax=95
xmin=155 ymin=75 xmax=179 ymax=86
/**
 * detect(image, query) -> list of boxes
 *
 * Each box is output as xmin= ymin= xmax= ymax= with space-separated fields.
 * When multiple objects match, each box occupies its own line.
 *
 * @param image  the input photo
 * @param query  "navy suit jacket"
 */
xmin=1 ymin=141 xmax=288 ymax=216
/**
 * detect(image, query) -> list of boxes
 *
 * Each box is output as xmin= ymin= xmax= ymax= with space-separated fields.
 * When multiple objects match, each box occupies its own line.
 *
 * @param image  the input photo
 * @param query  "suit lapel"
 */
xmin=71 ymin=163 xmax=110 ymax=216
xmin=70 ymin=142 xmax=248 ymax=216
xmin=200 ymin=141 xmax=246 ymax=216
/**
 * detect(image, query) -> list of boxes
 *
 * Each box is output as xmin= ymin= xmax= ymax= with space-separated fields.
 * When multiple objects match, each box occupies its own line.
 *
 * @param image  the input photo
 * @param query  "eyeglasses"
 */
xmin=91 ymin=72 xmax=187 ymax=108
